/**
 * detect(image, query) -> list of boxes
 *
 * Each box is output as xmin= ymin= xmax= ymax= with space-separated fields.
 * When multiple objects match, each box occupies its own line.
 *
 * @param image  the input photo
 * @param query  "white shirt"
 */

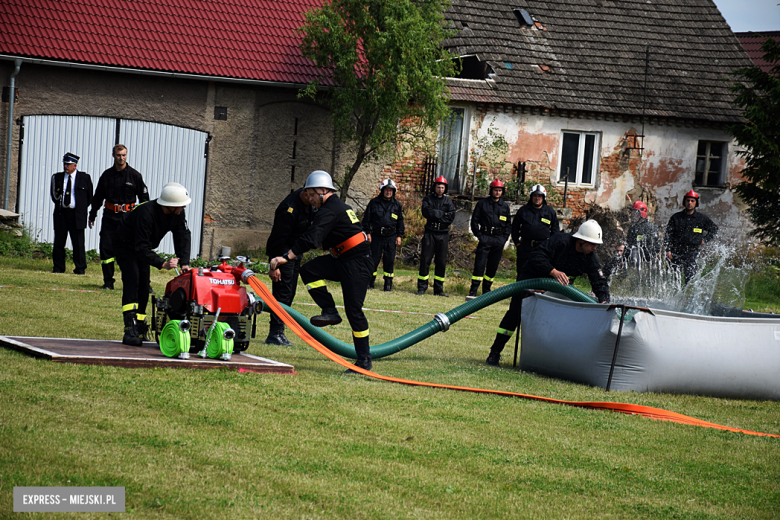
xmin=62 ymin=170 xmax=77 ymax=209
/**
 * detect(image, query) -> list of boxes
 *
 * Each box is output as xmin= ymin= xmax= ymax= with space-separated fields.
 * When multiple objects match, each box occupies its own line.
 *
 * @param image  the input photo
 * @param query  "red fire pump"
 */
xmin=151 ymin=256 xmax=263 ymax=353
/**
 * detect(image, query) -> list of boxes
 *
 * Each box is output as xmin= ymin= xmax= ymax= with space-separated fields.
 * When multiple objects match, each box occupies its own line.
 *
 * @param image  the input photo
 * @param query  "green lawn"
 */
xmin=0 ymin=257 xmax=778 ymax=519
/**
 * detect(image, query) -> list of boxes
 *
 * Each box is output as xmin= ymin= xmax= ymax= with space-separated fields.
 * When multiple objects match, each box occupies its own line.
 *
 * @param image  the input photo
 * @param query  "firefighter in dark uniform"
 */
xmin=49 ymin=152 xmax=93 ymax=275
xmin=486 ymin=220 xmax=610 ymax=366
xmin=512 ymin=184 xmax=559 ymax=272
xmin=270 ymin=170 xmax=374 ymax=373
xmin=664 ymin=190 xmax=718 ymax=283
xmin=417 ymin=176 xmax=456 ymax=296
xmin=625 ymin=200 xmax=661 ymax=263
xmin=362 ymin=178 xmax=405 ymax=292
xmin=114 ymin=182 xmax=192 ymax=346
xmin=89 ymin=144 xmax=149 ymax=290
xmin=265 ymin=187 xmax=313 ymax=345
xmin=467 ymin=179 xmax=511 ymax=300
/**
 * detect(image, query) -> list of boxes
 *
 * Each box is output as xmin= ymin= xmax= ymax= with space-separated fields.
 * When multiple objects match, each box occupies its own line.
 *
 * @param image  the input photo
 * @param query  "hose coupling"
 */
xmin=223 ymin=328 xmax=236 ymax=341
xmin=241 ymin=269 xmax=255 ymax=283
xmin=434 ymin=313 xmax=451 ymax=332
xmin=178 ymin=352 xmax=190 ymax=360
xmin=178 ymin=319 xmax=190 ymax=333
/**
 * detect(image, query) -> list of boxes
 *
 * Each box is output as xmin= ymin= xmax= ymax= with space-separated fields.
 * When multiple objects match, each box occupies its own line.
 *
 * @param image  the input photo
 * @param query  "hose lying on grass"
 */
xmin=238 ymin=269 xmax=779 ymax=439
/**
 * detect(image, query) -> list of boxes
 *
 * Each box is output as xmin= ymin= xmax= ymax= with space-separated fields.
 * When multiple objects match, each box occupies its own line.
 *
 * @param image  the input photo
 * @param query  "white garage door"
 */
xmin=17 ymin=115 xmax=207 ymax=259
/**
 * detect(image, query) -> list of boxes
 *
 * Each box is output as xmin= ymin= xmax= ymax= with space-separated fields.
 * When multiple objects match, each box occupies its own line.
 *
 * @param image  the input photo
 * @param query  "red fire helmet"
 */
xmin=684 ymin=189 xmax=700 ymax=207
xmin=489 ymin=179 xmax=505 ymax=192
xmin=631 ymin=200 xmax=648 ymax=218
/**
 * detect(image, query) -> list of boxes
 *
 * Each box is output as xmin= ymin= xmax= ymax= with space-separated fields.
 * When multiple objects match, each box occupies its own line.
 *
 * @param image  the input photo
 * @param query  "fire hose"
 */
xmin=234 ymin=266 xmax=780 ymax=438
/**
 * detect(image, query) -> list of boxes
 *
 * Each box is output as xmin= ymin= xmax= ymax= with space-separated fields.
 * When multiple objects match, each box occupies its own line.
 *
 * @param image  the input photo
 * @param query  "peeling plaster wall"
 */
xmin=467 ymin=107 xmax=751 ymax=243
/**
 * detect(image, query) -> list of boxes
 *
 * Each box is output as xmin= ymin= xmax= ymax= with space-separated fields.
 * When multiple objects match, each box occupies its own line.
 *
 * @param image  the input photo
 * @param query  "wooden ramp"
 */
xmin=0 ymin=336 xmax=295 ymax=374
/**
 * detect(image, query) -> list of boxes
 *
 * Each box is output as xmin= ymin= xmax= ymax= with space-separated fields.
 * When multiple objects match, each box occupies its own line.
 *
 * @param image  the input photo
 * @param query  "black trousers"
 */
xmin=99 ymin=215 xmax=121 ymax=285
xmin=670 ymin=250 xmax=700 ymax=283
xmin=370 ymin=234 xmax=397 ymax=277
xmin=492 ymin=274 xmax=535 ymax=354
xmin=300 ymin=253 xmax=373 ymax=358
xmin=418 ymin=231 xmax=448 ymax=289
xmin=269 ymin=257 xmax=301 ymax=332
xmin=116 ymin=253 xmax=151 ymax=315
xmin=472 ymin=235 xmax=505 ymax=280
xmin=53 ymin=209 xmax=86 ymax=274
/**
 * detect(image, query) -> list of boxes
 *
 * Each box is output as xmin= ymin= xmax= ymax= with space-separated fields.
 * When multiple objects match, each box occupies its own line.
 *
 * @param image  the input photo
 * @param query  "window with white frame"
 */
xmin=437 ymin=107 xmax=468 ymax=192
xmin=558 ymin=131 xmax=600 ymax=186
xmin=695 ymin=141 xmax=726 ymax=187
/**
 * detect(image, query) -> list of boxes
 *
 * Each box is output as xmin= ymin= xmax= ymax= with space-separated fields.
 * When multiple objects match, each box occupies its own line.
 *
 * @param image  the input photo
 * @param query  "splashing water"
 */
xmin=608 ymin=242 xmax=751 ymax=316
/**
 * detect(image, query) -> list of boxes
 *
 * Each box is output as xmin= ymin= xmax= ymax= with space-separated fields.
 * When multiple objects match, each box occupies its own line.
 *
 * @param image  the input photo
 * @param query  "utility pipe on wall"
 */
xmin=4 ymin=58 xmax=22 ymax=210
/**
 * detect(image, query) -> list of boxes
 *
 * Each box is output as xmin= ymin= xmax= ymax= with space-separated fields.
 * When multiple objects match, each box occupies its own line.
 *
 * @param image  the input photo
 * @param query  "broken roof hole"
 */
xmin=453 ymin=55 xmax=495 ymax=80
xmin=461 ymin=21 xmax=470 ymax=27
xmin=513 ymin=9 xmax=534 ymax=27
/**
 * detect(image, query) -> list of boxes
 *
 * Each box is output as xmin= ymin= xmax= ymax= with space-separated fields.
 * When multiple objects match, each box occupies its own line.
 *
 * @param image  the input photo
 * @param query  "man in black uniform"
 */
xmin=625 ymin=200 xmax=660 ymax=263
xmin=265 ymin=187 xmax=313 ymax=345
xmin=664 ymin=190 xmax=718 ymax=283
xmin=486 ymin=220 xmax=610 ymax=366
xmin=467 ymin=179 xmax=511 ymax=300
xmin=512 ymin=184 xmax=559 ymax=272
xmin=114 ymin=182 xmax=192 ymax=346
xmin=49 ymin=152 xmax=93 ymax=275
xmin=89 ymin=144 xmax=149 ymax=290
xmin=270 ymin=170 xmax=374 ymax=372
xmin=362 ymin=178 xmax=405 ymax=292
xmin=417 ymin=176 xmax=456 ymax=297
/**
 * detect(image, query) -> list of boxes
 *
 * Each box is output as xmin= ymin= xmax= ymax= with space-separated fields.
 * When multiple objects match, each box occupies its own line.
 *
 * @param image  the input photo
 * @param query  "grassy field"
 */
xmin=1 ymin=257 xmax=779 ymax=519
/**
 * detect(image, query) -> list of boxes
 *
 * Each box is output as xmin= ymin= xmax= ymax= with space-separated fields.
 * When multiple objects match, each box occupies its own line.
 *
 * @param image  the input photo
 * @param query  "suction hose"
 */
xmin=259 ymin=278 xmax=596 ymax=359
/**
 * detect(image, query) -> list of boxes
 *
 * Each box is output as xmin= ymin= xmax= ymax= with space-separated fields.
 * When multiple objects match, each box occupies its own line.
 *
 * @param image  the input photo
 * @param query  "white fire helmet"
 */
xmin=158 ymin=182 xmax=192 ymax=207
xmin=304 ymin=170 xmax=336 ymax=191
xmin=530 ymin=184 xmax=547 ymax=199
xmin=572 ymin=219 xmax=603 ymax=244
xmin=380 ymin=178 xmax=397 ymax=196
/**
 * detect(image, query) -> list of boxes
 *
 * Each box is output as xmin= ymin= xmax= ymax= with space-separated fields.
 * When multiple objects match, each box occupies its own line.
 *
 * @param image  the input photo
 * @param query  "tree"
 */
xmin=299 ymin=0 xmax=457 ymax=199
xmin=729 ymin=35 xmax=780 ymax=246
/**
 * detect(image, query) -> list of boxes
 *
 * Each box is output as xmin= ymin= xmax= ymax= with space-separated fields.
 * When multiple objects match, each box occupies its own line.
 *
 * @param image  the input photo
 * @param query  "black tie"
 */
xmin=63 ymin=174 xmax=72 ymax=207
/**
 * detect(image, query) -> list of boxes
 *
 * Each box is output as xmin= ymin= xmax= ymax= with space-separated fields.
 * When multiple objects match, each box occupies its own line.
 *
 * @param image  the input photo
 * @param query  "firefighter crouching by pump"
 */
xmin=417 ymin=176 xmax=456 ymax=296
xmin=363 ymin=178 xmax=405 ymax=292
xmin=467 ymin=179 xmax=511 ymax=300
xmin=114 ymin=182 xmax=192 ymax=346
xmin=270 ymin=170 xmax=374 ymax=373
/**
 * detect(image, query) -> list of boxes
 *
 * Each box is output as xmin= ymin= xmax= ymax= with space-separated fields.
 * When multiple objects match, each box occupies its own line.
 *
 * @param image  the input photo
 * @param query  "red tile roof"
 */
xmin=0 ymin=0 xmax=328 ymax=84
xmin=735 ymin=31 xmax=780 ymax=75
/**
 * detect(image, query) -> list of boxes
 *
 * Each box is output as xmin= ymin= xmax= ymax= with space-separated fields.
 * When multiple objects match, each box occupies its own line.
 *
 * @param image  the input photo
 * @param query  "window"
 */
xmin=437 ymin=108 xmax=468 ymax=192
xmin=695 ymin=141 xmax=726 ymax=187
xmin=558 ymin=131 xmax=599 ymax=186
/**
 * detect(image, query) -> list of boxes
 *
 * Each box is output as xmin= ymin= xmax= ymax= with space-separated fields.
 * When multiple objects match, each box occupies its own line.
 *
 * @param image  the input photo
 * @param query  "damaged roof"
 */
xmin=443 ymin=0 xmax=753 ymax=123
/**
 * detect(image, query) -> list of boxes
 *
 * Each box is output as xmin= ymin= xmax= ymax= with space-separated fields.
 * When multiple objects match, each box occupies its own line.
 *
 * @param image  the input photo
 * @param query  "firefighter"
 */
xmin=265 ymin=187 xmax=314 ymax=345
xmin=486 ymin=219 xmax=610 ymax=366
xmin=625 ymin=200 xmax=661 ymax=263
xmin=664 ymin=190 xmax=718 ymax=282
xmin=467 ymin=179 xmax=511 ymax=300
xmin=114 ymin=182 xmax=192 ymax=346
xmin=417 ymin=176 xmax=456 ymax=296
xmin=512 ymin=184 xmax=559 ymax=273
xmin=362 ymin=178 xmax=405 ymax=291
xmin=89 ymin=144 xmax=149 ymax=290
xmin=269 ymin=170 xmax=374 ymax=373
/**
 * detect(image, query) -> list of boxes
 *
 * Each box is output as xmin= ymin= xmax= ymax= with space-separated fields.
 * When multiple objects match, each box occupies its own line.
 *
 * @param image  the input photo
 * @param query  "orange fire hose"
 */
xmin=245 ymin=275 xmax=779 ymax=439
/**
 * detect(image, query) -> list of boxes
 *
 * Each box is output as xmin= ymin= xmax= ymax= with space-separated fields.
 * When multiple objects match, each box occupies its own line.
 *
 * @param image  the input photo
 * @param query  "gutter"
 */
xmin=3 ymin=58 xmax=21 ymax=210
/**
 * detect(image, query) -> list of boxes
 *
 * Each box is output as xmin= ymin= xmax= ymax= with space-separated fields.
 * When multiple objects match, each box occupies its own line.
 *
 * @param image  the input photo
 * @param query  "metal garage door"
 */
xmin=17 ymin=115 xmax=207 ymax=259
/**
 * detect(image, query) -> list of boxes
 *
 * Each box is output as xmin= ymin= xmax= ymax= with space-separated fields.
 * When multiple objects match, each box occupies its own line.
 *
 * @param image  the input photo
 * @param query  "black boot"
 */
xmin=346 ymin=336 xmax=372 ymax=373
xmin=310 ymin=307 xmax=343 ymax=327
xmin=486 ymin=351 xmax=501 ymax=366
xmin=101 ymin=260 xmax=114 ymax=290
xmin=433 ymin=280 xmax=448 ymax=297
xmin=136 ymin=314 xmax=149 ymax=341
xmin=416 ymin=279 xmax=427 ymax=296
xmin=482 ymin=280 xmax=493 ymax=294
xmin=265 ymin=326 xmax=292 ymax=346
xmin=345 ymin=356 xmax=373 ymax=373
xmin=368 ymin=277 xmax=376 ymax=289
xmin=486 ymin=333 xmax=510 ymax=366
xmin=383 ymin=276 xmax=393 ymax=292
xmin=467 ymin=279 xmax=480 ymax=300
xmin=122 ymin=312 xmax=143 ymax=347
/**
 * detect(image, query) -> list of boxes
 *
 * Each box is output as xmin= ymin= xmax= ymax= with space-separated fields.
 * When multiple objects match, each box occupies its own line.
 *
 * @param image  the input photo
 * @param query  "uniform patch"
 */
xmin=499 ymin=215 xmax=507 ymax=221
xmin=346 ymin=209 xmax=359 ymax=224
xmin=287 ymin=207 xmax=294 ymax=213
xmin=391 ymin=213 xmax=398 ymax=219
xmin=693 ymin=228 xmax=703 ymax=233
xmin=541 ymin=218 xmax=550 ymax=225
xmin=637 ymin=235 xmax=644 ymax=240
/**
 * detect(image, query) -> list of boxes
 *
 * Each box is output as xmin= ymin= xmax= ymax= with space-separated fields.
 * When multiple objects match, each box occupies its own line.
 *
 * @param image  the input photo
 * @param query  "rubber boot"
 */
xmin=346 ymin=336 xmax=372 ymax=373
xmin=100 ymin=261 xmax=114 ymax=290
xmin=466 ymin=279 xmax=480 ymax=301
xmin=122 ymin=311 xmax=143 ymax=347
xmin=310 ymin=307 xmax=343 ymax=327
xmin=136 ymin=314 xmax=149 ymax=341
xmin=416 ymin=279 xmax=427 ymax=296
xmin=433 ymin=279 xmax=448 ymax=297
xmin=486 ymin=333 xmax=510 ymax=366
xmin=368 ymin=276 xmax=376 ymax=289
xmin=383 ymin=276 xmax=393 ymax=292
xmin=482 ymin=280 xmax=493 ymax=294
xmin=265 ymin=325 xmax=292 ymax=346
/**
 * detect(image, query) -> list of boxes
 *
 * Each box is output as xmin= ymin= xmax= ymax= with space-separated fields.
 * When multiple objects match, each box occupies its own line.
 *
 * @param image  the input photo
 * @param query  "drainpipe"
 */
xmin=4 ymin=58 xmax=21 ymax=210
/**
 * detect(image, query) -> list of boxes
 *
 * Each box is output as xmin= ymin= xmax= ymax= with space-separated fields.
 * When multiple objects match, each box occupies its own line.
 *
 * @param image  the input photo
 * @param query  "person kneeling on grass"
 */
xmin=485 ymin=219 xmax=610 ymax=366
